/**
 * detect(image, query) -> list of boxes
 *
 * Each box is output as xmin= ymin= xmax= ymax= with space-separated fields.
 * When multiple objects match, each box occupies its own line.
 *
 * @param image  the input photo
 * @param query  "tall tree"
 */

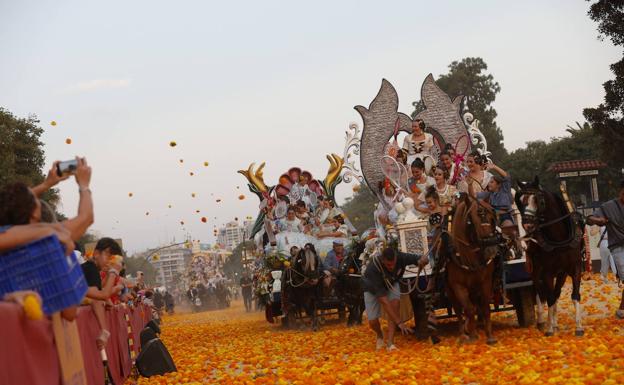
xmin=223 ymin=241 xmax=255 ymax=278
xmin=341 ymin=183 xmax=378 ymax=234
xmin=124 ymin=256 xmax=158 ymax=285
xmin=583 ymin=1 xmax=624 ymax=165
xmin=502 ymin=122 xmax=621 ymax=202
xmin=412 ymin=57 xmax=507 ymax=161
xmin=0 ymin=108 xmax=59 ymax=204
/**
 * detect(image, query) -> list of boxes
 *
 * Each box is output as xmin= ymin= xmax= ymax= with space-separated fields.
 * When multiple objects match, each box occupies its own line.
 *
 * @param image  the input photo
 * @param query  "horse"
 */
xmin=515 ymin=176 xmax=584 ymax=337
xmin=337 ymin=240 xmax=366 ymax=326
xmin=283 ymin=244 xmax=322 ymax=330
xmin=444 ymin=192 xmax=501 ymax=344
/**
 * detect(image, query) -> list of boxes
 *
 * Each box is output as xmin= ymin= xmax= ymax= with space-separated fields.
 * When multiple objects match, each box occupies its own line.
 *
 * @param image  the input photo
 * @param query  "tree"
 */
xmin=412 ymin=57 xmax=507 ymax=161
xmin=223 ymin=241 xmax=255 ymax=278
xmin=501 ymin=122 xmax=621 ymax=202
xmin=341 ymin=183 xmax=378 ymax=234
xmin=583 ymin=1 xmax=624 ymax=165
xmin=124 ymin=256 xmax=158 ymax=285
xmin=0 ymin=108 xmax=59 ymax=204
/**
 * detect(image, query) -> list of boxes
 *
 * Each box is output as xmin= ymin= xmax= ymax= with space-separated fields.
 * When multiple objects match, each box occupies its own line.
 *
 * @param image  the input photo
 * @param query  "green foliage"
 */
xmin=501 ymin=122 xmax=621 ymax=203
xmin=341 ymin=183 xmax=378 ymax=234
xmin=0 ymin=108 xmax=60 ymax=205
xmin=412 ymin=57 xmax=507 ymax=161
xmin=583 ymin=1 xmax=624 ymax=165
xmin=124 ymin=256 xmax=158 ymax=285
xmin=223 ymin=241 xmax=255 ymax=278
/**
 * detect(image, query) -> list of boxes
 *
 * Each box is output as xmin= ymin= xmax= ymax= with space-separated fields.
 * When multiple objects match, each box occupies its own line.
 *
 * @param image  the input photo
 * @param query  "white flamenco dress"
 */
xmin=272 ymin=217 xmax=312 ymax=256
xmin=402 ymin=132 xmax=435 ymax=173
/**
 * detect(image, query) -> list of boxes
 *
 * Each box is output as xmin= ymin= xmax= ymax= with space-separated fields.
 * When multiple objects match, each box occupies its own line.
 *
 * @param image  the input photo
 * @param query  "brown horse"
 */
xmin=515 ymin=176 xmax=584 ymax=337
xmin=445 ymin=192 xmax=500 ymax=344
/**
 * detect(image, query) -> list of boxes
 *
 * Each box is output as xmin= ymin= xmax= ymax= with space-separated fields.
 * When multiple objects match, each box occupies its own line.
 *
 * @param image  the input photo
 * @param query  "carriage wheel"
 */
xmin=511 ymin=286 xmax=536 ymax=328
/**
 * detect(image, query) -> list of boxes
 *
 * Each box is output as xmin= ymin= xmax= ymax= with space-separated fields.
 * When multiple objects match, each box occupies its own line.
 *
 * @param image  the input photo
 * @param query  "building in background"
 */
xmin=151 ymin=246 xmax=192 ymax=289
xmin=220 ymin=221 xmax=244 ymax=250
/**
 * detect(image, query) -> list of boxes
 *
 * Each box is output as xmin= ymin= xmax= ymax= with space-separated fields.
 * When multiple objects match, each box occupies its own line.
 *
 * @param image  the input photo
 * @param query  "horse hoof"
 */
xmin=486 ymin=338 xmax=498 ymax=345
xmin=536 ymin=322 xmax=546 ymax=332
xmin=575 ymin=330 xmax=584 ymax=337
xmin=544 ymin=331 xmax=554 ymax=337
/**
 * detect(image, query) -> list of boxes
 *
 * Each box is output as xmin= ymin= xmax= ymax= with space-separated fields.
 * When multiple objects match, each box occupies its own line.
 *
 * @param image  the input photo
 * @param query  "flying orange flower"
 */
xmin=201 ymin=217 xmax=207 ymax=223
xmin=204 ymin=161 xmax=209 ymax=167
xmin=238 ymin=194 xmax=246 ymax=200
xmin=65 ymin=138 xmax=72 ymax=144
xmin=216 ymin=199 xmax=221 ymax=203
xmin=180 ymin=221 xmax=185 ymax=225
xmin=145 ymin=212 xmax=149 ymax=216
xmin=190 ymin=172 xmax=194 ymax=176
xmin=169 ymin=141 xmax=177 ymax=147
xmin=50 ymin=121 xmax=57 ymax=126
xmin=192 ymin=193 xmax=196 ymax=198
xmin=128 ymin=192 xmax=133 ymax=197
xmin=179 ymin=159 xmax=184 ymax=163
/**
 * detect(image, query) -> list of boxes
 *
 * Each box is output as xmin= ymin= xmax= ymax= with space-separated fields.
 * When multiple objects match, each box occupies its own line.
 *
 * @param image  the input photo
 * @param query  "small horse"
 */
xmin=515 ymin=176 xmax=584 ymax=336
xmin=444 ymin=192 xmax=500 ymax=344
xmin=338 ymin=240 xmax=366 ymax=326
xmin=283 ymin=244 xmax=322 ymax=330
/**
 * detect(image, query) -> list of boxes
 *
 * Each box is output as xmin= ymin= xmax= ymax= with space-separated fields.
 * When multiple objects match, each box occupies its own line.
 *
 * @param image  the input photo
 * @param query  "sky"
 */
xmin=0 ymin=0 xmax=619 ymax=254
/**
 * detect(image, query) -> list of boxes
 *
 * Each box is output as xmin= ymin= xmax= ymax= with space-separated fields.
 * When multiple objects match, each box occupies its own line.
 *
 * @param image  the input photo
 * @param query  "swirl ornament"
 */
xmin=341 ymin=122 xmax=364 ymax=184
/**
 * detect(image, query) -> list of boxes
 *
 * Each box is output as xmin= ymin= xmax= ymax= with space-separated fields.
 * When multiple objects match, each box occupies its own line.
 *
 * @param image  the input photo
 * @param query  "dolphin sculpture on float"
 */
xmin=354 ymin=79 xmax=412 ymax=210
xmin=355 ymin=75 xmax=471 ymax=209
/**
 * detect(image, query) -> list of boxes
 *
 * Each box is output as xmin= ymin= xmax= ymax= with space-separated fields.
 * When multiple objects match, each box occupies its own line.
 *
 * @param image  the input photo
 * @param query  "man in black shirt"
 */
xmin=362 ymin=247 xmax=419 ymax=351
xmin=240 ymin=272 xmax=253 ymax=312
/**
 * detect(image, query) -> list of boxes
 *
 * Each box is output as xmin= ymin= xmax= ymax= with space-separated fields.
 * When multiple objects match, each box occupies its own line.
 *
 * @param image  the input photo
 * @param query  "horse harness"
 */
xmin=517 ymin=187 xmax=582 ymax=252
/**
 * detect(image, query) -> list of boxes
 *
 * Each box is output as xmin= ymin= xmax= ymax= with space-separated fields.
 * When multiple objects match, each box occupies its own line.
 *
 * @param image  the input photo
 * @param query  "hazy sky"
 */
xmin=0 ymin=1 xmax=619 ymax=253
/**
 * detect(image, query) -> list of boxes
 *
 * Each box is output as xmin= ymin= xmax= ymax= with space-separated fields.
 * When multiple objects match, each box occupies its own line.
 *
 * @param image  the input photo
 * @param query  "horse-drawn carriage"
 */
xmin=240 ymin=75 xmax=585 ymax=341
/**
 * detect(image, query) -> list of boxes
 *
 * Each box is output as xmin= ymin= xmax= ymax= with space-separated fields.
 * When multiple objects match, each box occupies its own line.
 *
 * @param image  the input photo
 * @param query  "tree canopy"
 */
xmin=0 ymin=108 xmax=59 ymax=204
xmin=583 ymin=1 xmax=624 ymax=165
xmin=501 ymin=122 xmax=621 ymax=203
xmin=412 ymin=57 xmax=507 ymax=161
xmin=341 ymin=183 xmax=378 ymax=234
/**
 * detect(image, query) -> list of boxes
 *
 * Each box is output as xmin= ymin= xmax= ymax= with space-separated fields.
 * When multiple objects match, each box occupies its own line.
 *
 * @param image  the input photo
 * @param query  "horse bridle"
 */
xmin=453 ymin=194 xmax=500 ymax=250
xmin=516 ymin=187 xmax=580 ymax=249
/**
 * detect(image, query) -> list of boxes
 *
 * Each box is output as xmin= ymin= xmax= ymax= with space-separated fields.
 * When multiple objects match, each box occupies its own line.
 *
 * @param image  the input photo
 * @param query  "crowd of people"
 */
xmin=0 ymin=158 xmax=170 ymax=378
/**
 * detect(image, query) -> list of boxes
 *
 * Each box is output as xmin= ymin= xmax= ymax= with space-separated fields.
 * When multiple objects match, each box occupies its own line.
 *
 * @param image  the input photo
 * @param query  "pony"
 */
xmin=515 ymin=176 xmax=584 ymax=336
xmin=337 ymin=239 xmax=366 ymax=326
xmin=444 ymin=192 xmax=501 ymax=344
xmin=283 ymin=243 xmax=322 ymax=330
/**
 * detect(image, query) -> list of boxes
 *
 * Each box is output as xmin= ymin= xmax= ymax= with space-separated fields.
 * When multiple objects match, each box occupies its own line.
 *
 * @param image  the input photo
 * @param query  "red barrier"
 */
xmin=0 ymin=302 xmax=151 ymax=385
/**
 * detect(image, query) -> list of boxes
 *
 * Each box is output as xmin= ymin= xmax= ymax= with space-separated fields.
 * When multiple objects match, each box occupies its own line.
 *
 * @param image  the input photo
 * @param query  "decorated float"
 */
xmin=355 ymin=75 xmax=536 ymax=329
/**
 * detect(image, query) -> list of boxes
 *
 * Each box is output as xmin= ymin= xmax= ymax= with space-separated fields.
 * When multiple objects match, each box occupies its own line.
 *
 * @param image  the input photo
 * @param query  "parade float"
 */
xmin=240 ymin=74 xmax=536 ymax=328
xmin=355 ymin=75 xmax=536 ymax=328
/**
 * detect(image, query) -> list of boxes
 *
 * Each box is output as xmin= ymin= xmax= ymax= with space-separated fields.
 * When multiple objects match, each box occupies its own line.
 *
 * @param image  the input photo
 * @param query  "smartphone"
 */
xmin=56 ymin=159 xmax=78 ymax=177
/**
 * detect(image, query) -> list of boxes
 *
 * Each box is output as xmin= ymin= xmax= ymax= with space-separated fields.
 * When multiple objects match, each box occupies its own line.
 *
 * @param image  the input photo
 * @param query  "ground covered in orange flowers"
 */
xmin=134 ymin=275 xmax=624 ymax=385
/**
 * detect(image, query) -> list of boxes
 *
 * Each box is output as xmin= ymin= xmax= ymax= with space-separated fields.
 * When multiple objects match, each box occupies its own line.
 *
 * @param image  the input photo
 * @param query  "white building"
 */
xmin=152 ymin=246 xmax=192 ymax=289
xmin=222 ymin=221 xmax=244 ymax=250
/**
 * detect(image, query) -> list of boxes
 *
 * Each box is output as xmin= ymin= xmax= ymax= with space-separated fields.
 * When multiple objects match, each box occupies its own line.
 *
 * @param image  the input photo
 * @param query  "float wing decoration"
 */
xmin=355 ymin=79 xmax=412 ymax=209
xmin=413 ymin=74 xmax=471 ymax=156
xmin=237 ymin=162 xmax=269 ymax=199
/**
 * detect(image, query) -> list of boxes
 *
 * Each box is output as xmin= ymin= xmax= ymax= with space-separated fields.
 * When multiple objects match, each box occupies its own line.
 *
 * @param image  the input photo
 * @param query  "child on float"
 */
xmin=475 ymin=162 xmax=513 ymax=227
